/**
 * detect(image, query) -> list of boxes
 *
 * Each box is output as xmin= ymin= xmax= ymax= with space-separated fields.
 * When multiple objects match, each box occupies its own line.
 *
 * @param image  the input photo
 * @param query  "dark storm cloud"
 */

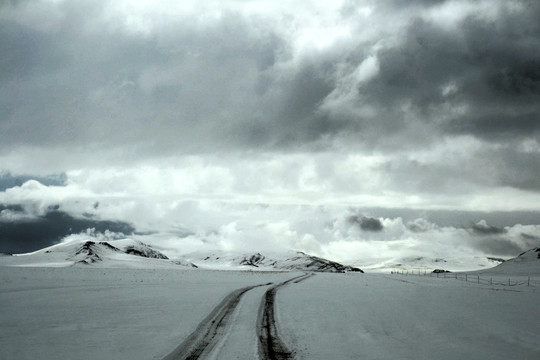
xmin=490 ymin=148 xmax=540 ymax=191
xmin=374 ymin=142 xmax=540 ymax=194
xmin=1 ymin=1 xmax=539 ymax=149
xmin=470 ymin=222 xmax=506 ymax=236
xmin=348 ymin=216 xmax=384 ymax=232
xmin=447 ymin=112 xmax=540 ymax=140
xmin=0 ymin=20 xmax=66 ymax=81
xmin=355 ymin=207 xmax=540 ymax=228
xmin=334 ymin=1 xmax=540 ymax=150
xmin=468 ymin=226 xmax=540 ymax=256
xmin=1 ymin=0 xmax=540 ymax=195
xmin=0 ymin=206 xmax=135 ymax=254
xmin=521 ymin=233 xmax=540 ymax=241
xmin=253 ymin=64 xmax=337 ymax=149
xmin=0 ymin=2 xmax=287 ymax=153
xmin=470 ymin=237 xmax=524 ymax=257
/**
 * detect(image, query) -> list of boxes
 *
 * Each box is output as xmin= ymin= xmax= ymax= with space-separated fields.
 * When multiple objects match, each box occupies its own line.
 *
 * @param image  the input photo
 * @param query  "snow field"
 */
xmin=0 ymin=267 xmax=292 ymax=360
xmin=1 ymin=266 xmax=539 ymax=359
xmin=277 ymin=273 xmax=540 ymax=360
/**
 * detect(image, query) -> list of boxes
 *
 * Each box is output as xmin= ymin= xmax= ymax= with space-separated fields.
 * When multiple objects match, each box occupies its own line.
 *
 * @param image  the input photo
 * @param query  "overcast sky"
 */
xmin=1 ymin=0 xmax=539 ymax=261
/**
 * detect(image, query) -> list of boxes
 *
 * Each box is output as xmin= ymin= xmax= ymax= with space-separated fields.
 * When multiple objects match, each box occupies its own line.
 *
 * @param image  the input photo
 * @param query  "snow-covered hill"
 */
xmin=181 ymin=251 xmax=363 ymax=273
xmin=361 ymin=255 xmax=506 ymax=273
xmin=5 ymin=239 xmax=192 ymax=269
xmin=477 ymin=247 xmax=540 ymax=276
xmin=2 ymin=240 xmax=363 ymax=272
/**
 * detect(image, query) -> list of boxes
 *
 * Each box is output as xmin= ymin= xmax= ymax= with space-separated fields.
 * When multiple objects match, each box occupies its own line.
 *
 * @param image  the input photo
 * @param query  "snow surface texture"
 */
xmin=0 ymin=267 xmax=294 ymax=360
xmin=277 ymin=272 xmax=540 ymax=360
xmin=0 ymin=267 xmax=538 ymax=360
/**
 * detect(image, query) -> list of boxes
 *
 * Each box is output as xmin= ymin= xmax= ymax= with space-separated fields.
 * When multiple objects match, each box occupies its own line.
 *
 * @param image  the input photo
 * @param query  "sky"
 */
xmin=1 ymin=0 xmax=540 ymax=265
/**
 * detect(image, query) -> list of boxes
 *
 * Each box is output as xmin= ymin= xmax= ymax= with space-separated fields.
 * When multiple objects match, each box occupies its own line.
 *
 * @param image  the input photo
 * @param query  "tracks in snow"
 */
xmin=257 ymin=273 xmax=314 ymax=360
xmin=162 ymin=273 xmax=314 ymax=360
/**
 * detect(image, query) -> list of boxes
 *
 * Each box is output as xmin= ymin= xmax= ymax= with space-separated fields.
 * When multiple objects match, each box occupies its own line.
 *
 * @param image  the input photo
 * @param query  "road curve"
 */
xmin=257 ymin=273 xmax=314 ymax=360
xmin=162 ymin=283 xmax=267 ymax=360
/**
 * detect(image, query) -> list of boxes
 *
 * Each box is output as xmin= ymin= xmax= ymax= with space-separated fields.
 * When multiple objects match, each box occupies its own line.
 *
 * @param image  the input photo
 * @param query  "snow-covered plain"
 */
xmin=0 ymin=266 xmax=295 ymax=360
xmin=278 ymin=272 xmax=540 ymax=359
xmin=1 ymin=261 xmax=539 ymax=359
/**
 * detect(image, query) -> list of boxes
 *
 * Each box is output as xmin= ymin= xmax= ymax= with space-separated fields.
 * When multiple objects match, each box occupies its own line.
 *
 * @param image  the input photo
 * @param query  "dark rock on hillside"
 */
xmin=73 ymin=241 xmax=110 ymax=264
xmin=297 ymin=252 xmax=364 ymax=273
xmin=240 ymin=253 xmax=265 ymax=267
xmin=432 ymin=269 xmax=451 ymax=274
xmin=125 ymin=245 xmax=168 ymax=259
xmin=193 ymin=250 xmax=364 ymax=273
xmin=517 ymin=247 xmax=540 ymax=259
xmin=71 ymin=240 xmax=169 ymax=264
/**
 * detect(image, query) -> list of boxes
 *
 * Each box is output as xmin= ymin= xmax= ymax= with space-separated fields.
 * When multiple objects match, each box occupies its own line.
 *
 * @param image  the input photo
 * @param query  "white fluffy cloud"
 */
xmin=2 ymin=173 xmax=540 ymax=265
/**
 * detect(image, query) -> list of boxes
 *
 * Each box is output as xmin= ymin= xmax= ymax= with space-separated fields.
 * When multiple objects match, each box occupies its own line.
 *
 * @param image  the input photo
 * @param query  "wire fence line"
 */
xmin=391 ymin=269 xmax=539 ymax=287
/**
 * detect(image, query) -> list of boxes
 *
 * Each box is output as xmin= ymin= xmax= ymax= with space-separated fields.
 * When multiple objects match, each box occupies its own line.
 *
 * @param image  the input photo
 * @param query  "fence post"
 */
xmin=477 ymin=275 xmax=479 ymax=284
xmin=528 ymin=276 xmax=530 ymax=287
xmin=465 ymin=274 xmax=468 ymax=282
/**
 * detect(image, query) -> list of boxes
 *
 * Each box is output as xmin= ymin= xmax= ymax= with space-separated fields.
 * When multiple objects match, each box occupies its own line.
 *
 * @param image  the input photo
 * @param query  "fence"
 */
xmin=391 ymin=269 xmax=539 ymax=287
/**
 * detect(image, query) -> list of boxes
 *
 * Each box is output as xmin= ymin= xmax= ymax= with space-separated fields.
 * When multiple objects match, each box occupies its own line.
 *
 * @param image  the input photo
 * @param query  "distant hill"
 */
xmin=1 ymin=239 xmax=363 ymax=273
xmin=2 ymin=239 xmax=192 ymax=269
xmin=479 ymin=247 xmax=540 ymax=276
xmin=181 ymin=251 xmax=363 ymax=273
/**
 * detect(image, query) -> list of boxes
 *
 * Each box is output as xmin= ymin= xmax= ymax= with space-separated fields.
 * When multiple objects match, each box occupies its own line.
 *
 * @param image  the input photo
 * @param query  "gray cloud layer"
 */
xmin=1 ymin=0 xmax=539 ymax=195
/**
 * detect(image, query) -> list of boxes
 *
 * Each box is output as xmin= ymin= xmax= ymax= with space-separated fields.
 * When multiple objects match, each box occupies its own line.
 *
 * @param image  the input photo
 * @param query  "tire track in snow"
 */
xmin=162 ymin=283 xmax=268 ymax=360
xmin=257 ymin=273 xmax=315 ymax=360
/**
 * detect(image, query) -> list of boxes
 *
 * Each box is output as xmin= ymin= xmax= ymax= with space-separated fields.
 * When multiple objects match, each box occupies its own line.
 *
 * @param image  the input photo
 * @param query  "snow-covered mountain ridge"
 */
xmin=2 ymin=239 xmax=363 ymax=272
xmin=359 ymin=255 xmax=508 ymax=273
xmin=4 ymin=239 xmax=190 ymax=268
xmin=69 ymin=240 xmax=169 ymax=264
xmin=478 ymin=247 xmax=540 ymax=276
xmin=182 ymin=251 xmax=364 ymax=273
xmin=517 ymin=247 xmax=540 ymax=260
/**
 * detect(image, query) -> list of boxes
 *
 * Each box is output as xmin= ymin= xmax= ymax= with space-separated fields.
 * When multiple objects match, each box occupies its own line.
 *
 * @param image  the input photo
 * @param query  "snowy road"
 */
xmin=257 ymin=273 xmax=314 ymax=360
xmin=162 ymin=284 xmax=265 ymax=359
xmin=163 ymin=273 xmax=314 ymax=360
